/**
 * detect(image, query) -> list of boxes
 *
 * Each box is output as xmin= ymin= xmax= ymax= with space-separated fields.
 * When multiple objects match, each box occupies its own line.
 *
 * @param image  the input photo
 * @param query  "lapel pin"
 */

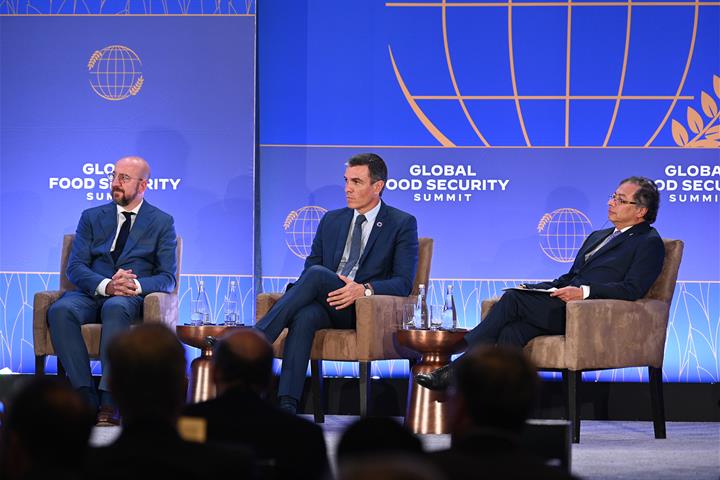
xmin=376 ymin=221 xmax=383 ymax=228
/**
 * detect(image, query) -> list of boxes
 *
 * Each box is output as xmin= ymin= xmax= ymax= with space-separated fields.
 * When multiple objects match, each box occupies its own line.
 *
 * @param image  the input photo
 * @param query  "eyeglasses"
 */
xmin=609 ymin=193 xmax=639 ymax=206
xmin=108 ymin=172 xmax=145 ymax=184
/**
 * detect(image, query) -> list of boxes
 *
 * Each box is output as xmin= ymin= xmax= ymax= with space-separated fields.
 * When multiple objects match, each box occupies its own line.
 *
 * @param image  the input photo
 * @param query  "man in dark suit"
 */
xmin=47 ymin=156 xmax=177 ymax=423
xmin=418 ymin=176 xmax=665 ymax=390
xmin=182 ymin=329 xmax=329 ymax=480
xmin=255 ymin=153 xmax=419 ymax=413
xmin=429 ymin=346 xmax=577 ymax=480
xmin=85 ymin=324 xmax=253 ymax=480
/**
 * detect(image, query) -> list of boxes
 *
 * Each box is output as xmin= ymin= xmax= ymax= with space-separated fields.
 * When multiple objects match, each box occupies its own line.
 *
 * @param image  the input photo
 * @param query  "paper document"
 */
xmin=502 ymin=287 xmax=558 ymax=293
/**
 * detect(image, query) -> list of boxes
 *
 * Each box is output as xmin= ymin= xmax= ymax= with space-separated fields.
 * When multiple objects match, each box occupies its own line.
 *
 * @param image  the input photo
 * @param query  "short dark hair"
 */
xmin=337 ymin=417 xmax=423 ymax=462
xmin=621 ymin=176 xmax=660 ymax=224
xmin=213 ymin=330 xmax=274 ymax=390
xmin=347 ymin=153 xmax=388 ymax=195
xmin=108 ymin=323 xmax=186 ymax=422
xmin=454 ymin=346 xmax=539 ymax=433
xmin=3 ymin=377 xmax=94 ymax=470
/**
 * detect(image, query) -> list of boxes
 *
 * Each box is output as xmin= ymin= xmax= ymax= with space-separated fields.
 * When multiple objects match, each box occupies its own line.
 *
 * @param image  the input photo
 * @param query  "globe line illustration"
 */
xmin=284 ymin=206 xmax=327 ymax=259
xmin=88 ymin=45 xmax=143 ymax=101
xmin=537 ymin=208 xmax=592 ymax=262
xmin=387 ymin=0 xmax=707 ymax=147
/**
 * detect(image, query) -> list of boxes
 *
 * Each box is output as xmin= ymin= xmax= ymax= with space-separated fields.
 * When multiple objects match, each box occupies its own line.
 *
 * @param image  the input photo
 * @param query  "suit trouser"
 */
xmin=464 ymin=290 xmax=567 ymax=347
xmin=48 ymin=290 xmax=143 ymax=392
xmin=255 ymin=265 xmax=355 ymax=400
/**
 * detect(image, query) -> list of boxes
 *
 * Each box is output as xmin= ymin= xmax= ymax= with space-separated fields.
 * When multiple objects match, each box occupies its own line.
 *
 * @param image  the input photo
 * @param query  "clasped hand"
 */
xmin=105 ymin=268 xmax=138 ymax=296
xmin=549 ymin=286 xmax=583 ymax=303
xmin=327 ymin=275 xmax=365 ymax=310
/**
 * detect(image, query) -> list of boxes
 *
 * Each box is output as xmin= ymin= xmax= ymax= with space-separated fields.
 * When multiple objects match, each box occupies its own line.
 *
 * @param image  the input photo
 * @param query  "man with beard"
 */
xmin=48 ymin=156 xmax=177 ymax=426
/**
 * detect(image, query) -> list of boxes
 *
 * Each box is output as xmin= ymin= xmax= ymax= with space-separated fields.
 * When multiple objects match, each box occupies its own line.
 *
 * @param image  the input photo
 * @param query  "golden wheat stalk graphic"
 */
xmin=672 ymin=74 xmax=720 ymax=148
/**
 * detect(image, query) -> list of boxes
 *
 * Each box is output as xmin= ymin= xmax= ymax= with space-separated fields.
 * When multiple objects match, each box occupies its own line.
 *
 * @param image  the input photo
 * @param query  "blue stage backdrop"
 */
xmin=0 ymin=3 xmax=256 ymax=373
xmin=258 ymin=0 xmax=720 ymax=382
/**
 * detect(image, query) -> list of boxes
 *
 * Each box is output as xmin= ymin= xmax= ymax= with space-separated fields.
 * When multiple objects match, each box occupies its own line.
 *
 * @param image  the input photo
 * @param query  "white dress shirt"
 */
xmin=336 ymin=200 xmax=382 ymax=281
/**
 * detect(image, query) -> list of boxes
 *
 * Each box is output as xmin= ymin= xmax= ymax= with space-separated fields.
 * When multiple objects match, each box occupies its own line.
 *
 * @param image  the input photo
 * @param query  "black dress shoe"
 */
xmin=415 ymin=364 xmax=453 ymax=391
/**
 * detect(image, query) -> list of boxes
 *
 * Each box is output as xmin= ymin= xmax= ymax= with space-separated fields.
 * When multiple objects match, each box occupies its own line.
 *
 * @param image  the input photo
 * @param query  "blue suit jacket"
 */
xmin=535 ymin=221 xmax=665 ymax=301
xmin=66 ymin=201 xmax=178 ymax=296
xmin=303 ymin=202 xmax=419 ymax=297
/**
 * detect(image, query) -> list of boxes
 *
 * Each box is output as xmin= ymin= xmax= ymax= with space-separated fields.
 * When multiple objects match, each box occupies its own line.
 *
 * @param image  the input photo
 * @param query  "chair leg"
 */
xmin=311 ymin=360 xmax=325 ymax=424
xmin=57 ymin=358 xmax=67 ymax=378
xmin=649 ymin=366 xmax=667 ymax=439
xmin=35 ymin=355 xmax=46 ymax=375
xmin=565 ymin=370 xmax=581 ymax=443
xmin=359 ymin=361 xmax=371 ymax=417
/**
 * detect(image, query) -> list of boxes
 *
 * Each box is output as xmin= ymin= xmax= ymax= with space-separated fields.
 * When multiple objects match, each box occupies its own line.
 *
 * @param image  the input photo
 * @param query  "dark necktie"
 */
xmin=112 ymin=212 xmax=135 ymax=263
xmin=585 ymin=229 xmax=621 ymax=261
xmin=341 ymin=215 xmax=367 ymax=276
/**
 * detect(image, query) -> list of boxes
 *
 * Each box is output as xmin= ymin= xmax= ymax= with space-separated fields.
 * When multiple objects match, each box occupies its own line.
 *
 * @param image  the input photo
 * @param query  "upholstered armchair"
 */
xmin=33 ymin=234 xmax=183 ymax=375
xmin=481 ymin=238 xmax=684 ymax=443
xmin=256 ymin=237 xmax=434 ymax=423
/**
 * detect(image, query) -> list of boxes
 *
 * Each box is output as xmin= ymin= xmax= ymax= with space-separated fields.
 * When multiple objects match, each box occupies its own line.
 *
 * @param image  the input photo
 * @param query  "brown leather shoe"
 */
xmin=96 ymin=406 xmax=121 ymax=427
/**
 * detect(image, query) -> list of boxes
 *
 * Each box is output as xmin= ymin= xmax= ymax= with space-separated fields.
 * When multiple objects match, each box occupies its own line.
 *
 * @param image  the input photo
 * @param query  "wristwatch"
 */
xmin=363 ymin=283 xmax=374 ymax=297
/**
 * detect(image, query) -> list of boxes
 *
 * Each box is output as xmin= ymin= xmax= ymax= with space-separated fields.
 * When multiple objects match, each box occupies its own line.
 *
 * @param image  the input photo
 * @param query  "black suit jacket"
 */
xmin=85 ymin=421 xmax=254 ymax=480
xmin=531 ymin=222 xmax=665 ymax=301
xmin=429 ymin=430 xmax=578 ymax=480
xmin=181 ymin=387 xmax=329 ymax=480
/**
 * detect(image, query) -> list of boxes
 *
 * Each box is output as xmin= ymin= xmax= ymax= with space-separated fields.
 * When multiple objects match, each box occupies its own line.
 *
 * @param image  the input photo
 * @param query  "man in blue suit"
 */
xmin=48 ymin=156 xmax=177 ymax=424
xmin=255 ymin=153 xmax=419 ymax=414
xmin=418 ymin=176 xmax=665 ymax=390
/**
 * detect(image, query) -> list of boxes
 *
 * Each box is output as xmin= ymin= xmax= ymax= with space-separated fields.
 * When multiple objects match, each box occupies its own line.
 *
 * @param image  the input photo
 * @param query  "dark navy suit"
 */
xmin=465 ymin=221 xmax=665 ymax=347
xmin=48 ymin=201 xmax=177 ymax=393
xmin=256 ymin=202 xmax=419 ymax=400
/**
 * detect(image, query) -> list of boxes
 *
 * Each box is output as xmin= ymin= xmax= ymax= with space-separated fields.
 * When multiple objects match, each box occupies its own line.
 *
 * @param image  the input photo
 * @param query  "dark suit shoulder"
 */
xmin=138 ymin=201 xmax=174 ymax=222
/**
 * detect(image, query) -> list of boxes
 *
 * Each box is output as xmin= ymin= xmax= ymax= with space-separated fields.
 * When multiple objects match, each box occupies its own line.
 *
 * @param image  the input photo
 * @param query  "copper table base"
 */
xmin=396 ymin=328 xmax=467 ymax=434
xmin=176 ymin=325 xmax=246 ymax=403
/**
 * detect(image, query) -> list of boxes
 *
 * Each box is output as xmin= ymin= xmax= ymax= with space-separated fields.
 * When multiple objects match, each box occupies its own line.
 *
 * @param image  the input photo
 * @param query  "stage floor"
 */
xmin=90 ymin=419 xmax=719 ymax=479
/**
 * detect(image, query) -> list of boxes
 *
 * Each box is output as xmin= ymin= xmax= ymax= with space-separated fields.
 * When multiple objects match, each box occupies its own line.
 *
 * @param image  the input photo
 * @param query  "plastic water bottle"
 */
xmin=442 ymin=284 xmax=457 ymax=330
xmin=193 ymin=280 xmax=213 ymax=326
xmin=223 ymin=280 xmax=241 ymax=326
xmin=415 ymin=284 xmax=427 ymax=329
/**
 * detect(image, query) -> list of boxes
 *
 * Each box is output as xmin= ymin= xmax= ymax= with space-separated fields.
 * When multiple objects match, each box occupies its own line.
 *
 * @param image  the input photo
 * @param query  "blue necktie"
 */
xmin=585 ymin=229 xmax=621 ymax=261
xmin=112 ymin=212 xmax=135 ymax=263
xmin=341 ymin=215 xmax=367 ymax=276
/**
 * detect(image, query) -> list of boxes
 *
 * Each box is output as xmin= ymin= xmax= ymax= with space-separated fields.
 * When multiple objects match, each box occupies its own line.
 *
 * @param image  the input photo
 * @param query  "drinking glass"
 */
xmin=429 ymin=305 xmax=443 ymax=330
xmin=402 ymin=304 xmax=417 ymax=329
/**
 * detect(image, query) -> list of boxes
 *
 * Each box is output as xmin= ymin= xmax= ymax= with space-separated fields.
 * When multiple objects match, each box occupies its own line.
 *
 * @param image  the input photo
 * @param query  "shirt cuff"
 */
xmin=581 ymin=285 xmax=590 ymax=299
xmin=96 ymin=278 xmax=111 ymax=297
xmin=134 ymin=279 xmax=143 ymax=295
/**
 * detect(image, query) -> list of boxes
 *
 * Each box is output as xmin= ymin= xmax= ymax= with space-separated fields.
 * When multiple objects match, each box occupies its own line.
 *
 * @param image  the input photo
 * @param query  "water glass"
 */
xmin=428 ymin=305 xmax=443 ymax=330
xmin=189 ymin=300 xmax=202 ymax=326
xmin=223 ymin=298 xmax=238 ymax=326
xmin=402 ymin=303 xmax=417 ymax=329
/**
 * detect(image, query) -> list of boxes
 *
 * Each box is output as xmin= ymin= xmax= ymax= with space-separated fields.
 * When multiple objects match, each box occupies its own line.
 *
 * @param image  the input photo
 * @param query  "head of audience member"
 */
xmin=108 ymin=323 xmax=186 ymax=425
xmin=609 ymin=176 xmax=660 ymax=229
xmin=111 ymin=155 xmax=150 ymax=210
xmin=337 ymin=456 xmax=445 ymax=480
xmin=344 ymin=153 xmax=388 ymax=214
xmin=450 ymin=346 xmax=539 ymax=435
xmin=336 ymin=417 xmax=424 ymax=464
xmin=0 ymin=377 xmax=95 ymax=479
xmin=212 ymin=329 xmax=274 ymax=397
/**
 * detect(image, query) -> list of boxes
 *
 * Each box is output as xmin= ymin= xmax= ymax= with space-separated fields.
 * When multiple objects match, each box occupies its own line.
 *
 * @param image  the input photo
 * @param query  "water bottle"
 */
xmin=194 ymin=280 xmax=213 ymax=326
xmin=223 ymin=280 xmax=241 ymax=326
xmin=415 ymin=284 xmax=427 ymax=329
xmin=443 ymin=284 xmax=458 ymax=330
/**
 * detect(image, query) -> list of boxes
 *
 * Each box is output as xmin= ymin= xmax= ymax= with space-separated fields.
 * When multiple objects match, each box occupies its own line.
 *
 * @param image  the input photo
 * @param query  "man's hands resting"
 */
xmin=105 ymin=268 xmax=139 ymax=296
xmin=327 ymin=274 xmax=365 ymax=310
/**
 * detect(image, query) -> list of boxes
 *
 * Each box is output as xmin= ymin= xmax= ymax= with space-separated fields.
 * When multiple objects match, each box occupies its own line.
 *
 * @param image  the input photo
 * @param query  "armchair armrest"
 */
xmin=33 ymin=291 xmax=63 ymax=355
xmin=564 ymin=298 xmax=669 ymax=371
xmin=144 ymin=292 xmax=179 ymax=329
xmin=481 ymin=297 xmax=501 ymax=321
xmin=256 ymin=293 xmax=283 ymax=321
xmin=355 ymin=295 xmax=417 ymax=361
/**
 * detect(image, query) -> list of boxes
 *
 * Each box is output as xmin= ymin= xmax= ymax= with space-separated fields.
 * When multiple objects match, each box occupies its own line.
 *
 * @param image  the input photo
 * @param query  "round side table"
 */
xmin=176 ymin=325 xmax=246 ymax=403
xmin=396 ymin=328 xmax=467 ymax=434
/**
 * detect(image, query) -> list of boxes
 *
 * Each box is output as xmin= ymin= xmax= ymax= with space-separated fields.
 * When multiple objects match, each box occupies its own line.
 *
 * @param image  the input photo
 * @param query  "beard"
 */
xmin=112 ymin=187 xmax=137 ymax=207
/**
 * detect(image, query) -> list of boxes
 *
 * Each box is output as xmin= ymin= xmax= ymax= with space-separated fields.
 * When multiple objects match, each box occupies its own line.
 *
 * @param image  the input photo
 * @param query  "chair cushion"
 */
xmin=272 ymin=328 xmax=358 ymax=361
xmin=524 ymin=335 xmax=566 ymax=369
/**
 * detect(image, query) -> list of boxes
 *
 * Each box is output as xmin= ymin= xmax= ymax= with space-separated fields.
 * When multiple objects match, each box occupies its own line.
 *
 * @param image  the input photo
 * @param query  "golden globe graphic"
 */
xmin=284 ymin=206 xmax=328 ymax=259
xmin=537 ymin=208 xmax=592 ymax=263
xmin=88 ymin=45 xmax=143 ymax=101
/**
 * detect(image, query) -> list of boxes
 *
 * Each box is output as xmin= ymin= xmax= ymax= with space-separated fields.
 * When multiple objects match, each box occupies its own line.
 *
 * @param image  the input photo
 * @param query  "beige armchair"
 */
xmin=33 ymin=234 xmax=183 ymax=375
xmin=256 ymin=237 xmax=434 ymax=423
xmin=481 ymin=238 xmax=684 ymax=443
